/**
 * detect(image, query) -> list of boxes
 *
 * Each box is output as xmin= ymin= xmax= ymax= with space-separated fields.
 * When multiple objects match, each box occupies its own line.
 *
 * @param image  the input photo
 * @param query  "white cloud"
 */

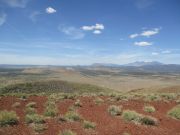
xmin=81 ymin=26 xmax=94 ymax=31
xmin=0 ymin=13 xmax=7 ymax=26
xmin=152 ymin=52 xmax=159 ymax=55
xmin=134 ymin=41 xmax=152 ymax=46
xmin=129 ymin=33 xmax=139 ymax=38
xmin=129 ymin=27 xmax=161 ymax=39
xmin=29 ymin=11 xmax=41 ymax=22
xmin=81 ymin=23 xmax=104 ymax=35
xmin=162 ymin=50 xmax=171 ymax=54
xmin=95 ymin=24 xmax=104 ymax=30
xmin=1 ymin=0 xmax=30 ymax=8
xmin=46 ymin=7 xmax=57 ymax=14
xmin=58 ymin=25 xmax=85 ymax=39
xmin=93 ymin=30 xmax=101 ymax=34
xmin=81 ymin=23 xmax=104 ymax=31
xmin=141 ymin=28 xmax=160 ymax=37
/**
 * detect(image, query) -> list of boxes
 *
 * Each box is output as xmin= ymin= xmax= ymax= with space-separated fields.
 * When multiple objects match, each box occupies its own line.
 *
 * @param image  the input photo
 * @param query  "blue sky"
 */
xmin=0 ymin=0 xmax=180 ymax=65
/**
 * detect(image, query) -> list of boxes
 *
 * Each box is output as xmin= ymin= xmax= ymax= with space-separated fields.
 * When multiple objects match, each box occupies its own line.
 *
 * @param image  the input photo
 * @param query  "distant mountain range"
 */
xmin=91 ymin=61 xmax=165 ymax=67
xmin=124 ymin=61 xmax=163 ymax=67
xmin=90 ymin=61 xmax=180 ymax=73
xmin=0 ymin=61 xmax=180 ymax=73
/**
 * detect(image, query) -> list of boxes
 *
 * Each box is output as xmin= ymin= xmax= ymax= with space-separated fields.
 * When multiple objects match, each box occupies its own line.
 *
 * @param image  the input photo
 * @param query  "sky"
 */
xmin=0 ymin=0 xmax=180 ymax=65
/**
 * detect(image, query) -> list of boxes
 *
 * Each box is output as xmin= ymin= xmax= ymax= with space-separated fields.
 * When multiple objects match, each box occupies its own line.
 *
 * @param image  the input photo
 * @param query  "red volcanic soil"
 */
xmin=0 ymin=96 xmax=180 ymax=135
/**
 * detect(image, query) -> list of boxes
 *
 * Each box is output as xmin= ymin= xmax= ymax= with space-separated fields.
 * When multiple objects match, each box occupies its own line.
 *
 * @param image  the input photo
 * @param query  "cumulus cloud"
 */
xmin=162 ymin=50 xmax=171 ymax=54
xmin=58 ymin=25 xmax=85 ymax=39
xmin=93 ymin=30 xmax=102 ymax=34
xmin=141 ymin=28 xmax=160 ymax=37
xmin=134 ymin=41 xmax=152 ymax=46
xmin=0 ymin=13 xmax=7 ymax=26
xmin=152 ymin=52 xmax=159 ymax=55
xmin=129 ymin=33 xmax=139 ymax=38
xmin=129 ymin=27 xmax=161 ymax=38
xmin=46 ymin=7 xmax=57 ymax=14
xmin=29 ymin=11 xmax=41 ymax=22
xmin=82 ymin=23 xmax=104 ymax=31
xmin=1 ymin=0 xmax=30 ymax=8
xmin=81 ymin=23 xmax=104 ymax=34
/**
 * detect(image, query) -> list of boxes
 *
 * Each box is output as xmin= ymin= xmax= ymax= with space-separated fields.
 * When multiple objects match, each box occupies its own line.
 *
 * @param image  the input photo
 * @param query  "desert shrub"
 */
xmin=26 ymin=102 xmax=36 ymax=108
xmin=168 ymin=105 xmax=180 ymax=120
xmin=176 ymin=99 xmax=180 ymax=104
xmin=74 ymin=99 xmax=82 ymax=107
xmin=122 ymin=110 xmax=141 ymax=122
xmin=12 ymin=102 xmax=21 ymax=108
xmin=25 ymin=107 xmax=36 ymax=114
xmin=44 ymin=101 xmax=58 ymax=117
xmin=57 ymin=115 xmax=67 ymax=123
xmin=83 ymin=120 xmax=96 ymax=129
xmin=108 ymin=105 xmax=122 ymax=116
xmin=144 ymin=94 xmax=161 ymax=101
xmin=122 ymin=110 xmax=158 ymax=125
xmin=115 ymin=94 xmax=128 ymax=101
xmin=25 ymin=114 xmax=45 ymax=124
xmin=59 ymin=130 xmax=77 ymax=135
xmin=20 ymin=95 xmax=27 ymax=100
xmin=109 ymin=93 xmax=117 ymax=97
xmin=44 ymin=107 xmax=58 ymax=117
xmin=140 ymin=116 xmax=158 ymax=125
xmin=32 ymin=123 xmax=47 ymax=133
xmin=161 ymin=93 xmax=177 ymax=100
xmin=144 ymin=105 xmax=156 ymax=113
xmin=98 ymin=92 xmax=105 ymax=96
xmin=0 ymin=110 xmax=19 ymax=126
xmin=94 ymin=97 xmax=104 ymax=104
xmin=65 ymin=111 xmax=82 ymax=122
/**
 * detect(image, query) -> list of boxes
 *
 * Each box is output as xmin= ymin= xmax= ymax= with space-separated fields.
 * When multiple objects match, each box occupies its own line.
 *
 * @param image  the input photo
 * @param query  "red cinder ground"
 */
xmin=0 ymin=96 xmax=180 ymax=135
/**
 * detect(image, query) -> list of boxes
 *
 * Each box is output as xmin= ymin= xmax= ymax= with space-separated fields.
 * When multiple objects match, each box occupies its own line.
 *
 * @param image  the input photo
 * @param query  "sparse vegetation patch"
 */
xmin=108 ymin=105 xmax=122 ymax=116
xmin=0 ymin=110 xmax=19 ymax=126
xmin=44 ymin=100 xmax=58 ymax=117
xmin=94 ymin=97 xmax=104 ymax=104
xmin=144 ymin=105 xmax=156 ymax=113
xmin=168 ymin=105 xmax=180 ymax=120
xmin=25 ymin=114 xmax=45 ymax=124
xmin=83 ymin=120 xmax=96 ymax=129
xmin=65 ymin=111 xmax=82 ymax=122
xmin=122 ymin=110 xmax=158 ymax=125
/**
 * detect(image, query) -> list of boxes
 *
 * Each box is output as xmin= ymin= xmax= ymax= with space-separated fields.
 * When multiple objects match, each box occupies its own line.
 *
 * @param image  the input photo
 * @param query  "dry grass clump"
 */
xmin=26 ymin=102 xmax=36 ymax=108
xmin=144 ymin=105 xmax=156 ymax=113
xmin=44 ymin=100 xmax=58 ymax=117
xmin=74 ymin=99 xmax=82 ymax=107
xmin=83 ymin=120 xmax=96 ymax=129
xmin=168 ymin=105 xmax=180 ymax=120
xmin=31 ymin=123 xmax=47 ymax=133
xmin=65 ymin=111 xmax=82 ymax=122
xmin=122 ymin=110 xmax=158 ymax=125
xmin=108 ymin=105 xmax=122 ymax=116
xmin=94 ymin=97 xmax=104 ymax=104
xmin=0 ymin=110 xmax=19 ymax=126
xmin=12 ymin=102 xmax=21 ymax=108
xmin=25 ymin=114 xmax=45 ymax=124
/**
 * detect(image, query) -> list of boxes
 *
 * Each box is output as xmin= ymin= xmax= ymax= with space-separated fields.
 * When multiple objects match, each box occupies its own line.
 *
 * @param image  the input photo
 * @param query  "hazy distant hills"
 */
xmin=0 ymin=61 xmax=180 ymax=74
xmin=124 ymin=61 xmax=163 ymax=67
xmin=90 ymin=61 xmax=180 ymax=74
